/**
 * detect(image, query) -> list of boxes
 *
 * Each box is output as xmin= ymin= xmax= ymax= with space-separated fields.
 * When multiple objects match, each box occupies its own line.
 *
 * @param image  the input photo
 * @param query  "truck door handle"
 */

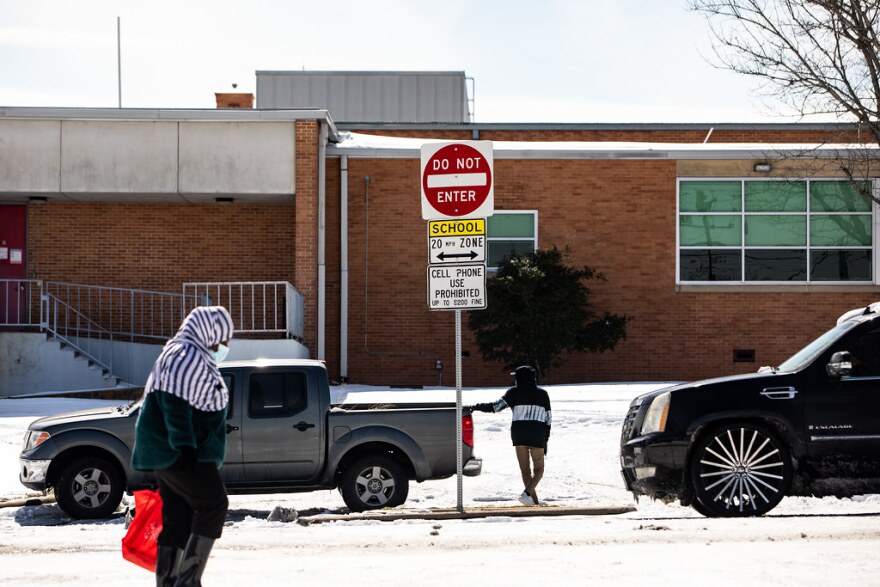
xmin=293 ymin=421 xmax=316 ymax=431
xmin=761 ymin=386 xmax=798 ymax=400
xmin=226 ymin=424 xmax=240 ymax=434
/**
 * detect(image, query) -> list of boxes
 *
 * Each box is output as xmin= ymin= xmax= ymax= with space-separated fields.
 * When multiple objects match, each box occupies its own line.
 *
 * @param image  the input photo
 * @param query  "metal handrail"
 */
xmin=43 ymin=281 xmax=196 ymax=341
xmin=0 ymin=279 xmax=41 ymax=326
xmin=42 ymin=292 xmax=113 ymax=373
xmin=2 ymin=280 xmax=304 ymax=385
xmin=183 ymin=281 xmax=304 ymax=339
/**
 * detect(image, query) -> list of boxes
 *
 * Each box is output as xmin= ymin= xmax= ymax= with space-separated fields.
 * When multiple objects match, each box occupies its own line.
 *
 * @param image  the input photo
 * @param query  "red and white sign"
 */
xmin=421 ymin=141 xmax=494 ymax=220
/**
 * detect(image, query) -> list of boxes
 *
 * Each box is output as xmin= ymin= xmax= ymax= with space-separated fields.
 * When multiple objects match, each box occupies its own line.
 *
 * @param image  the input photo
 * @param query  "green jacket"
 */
xmin=131 ymin=389 xmax=227 ymax=471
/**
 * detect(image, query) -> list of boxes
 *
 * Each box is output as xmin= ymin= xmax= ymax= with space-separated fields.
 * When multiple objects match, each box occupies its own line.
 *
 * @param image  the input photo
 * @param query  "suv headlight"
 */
xmin=640 ymin=392 xmax=670 ymax=435
xmin=22 ymin=430 xmax=51 ymax=451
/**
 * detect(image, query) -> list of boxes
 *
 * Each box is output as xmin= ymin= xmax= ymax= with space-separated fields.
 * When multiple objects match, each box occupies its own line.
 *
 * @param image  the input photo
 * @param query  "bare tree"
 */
xmin=690 ymin=0 xmax=880 ymax=200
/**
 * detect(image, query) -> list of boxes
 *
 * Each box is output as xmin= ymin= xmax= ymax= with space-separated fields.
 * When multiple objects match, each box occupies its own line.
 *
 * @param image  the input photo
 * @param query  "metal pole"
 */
xmin=117 ymin=17 xmax=122 ymax=108
xmin=455 ymin=309 xmax=463 ymax=513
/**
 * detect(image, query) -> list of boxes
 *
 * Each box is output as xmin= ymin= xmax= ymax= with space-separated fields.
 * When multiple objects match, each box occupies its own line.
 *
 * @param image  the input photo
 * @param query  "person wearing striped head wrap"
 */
xmin=468 ymin=365 xmax=552 ymax=506
xmin=132 ymin=305 xmax=233 ymax=587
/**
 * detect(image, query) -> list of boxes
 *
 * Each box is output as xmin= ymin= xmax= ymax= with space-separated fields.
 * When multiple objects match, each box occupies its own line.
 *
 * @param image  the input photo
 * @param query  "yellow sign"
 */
xmin=428 ymin=218 xmax=486 ymax=237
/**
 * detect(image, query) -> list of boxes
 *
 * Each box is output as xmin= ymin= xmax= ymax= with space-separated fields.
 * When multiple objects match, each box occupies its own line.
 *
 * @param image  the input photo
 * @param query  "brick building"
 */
xmin=0 ymin=105 xmax=878 ymax=392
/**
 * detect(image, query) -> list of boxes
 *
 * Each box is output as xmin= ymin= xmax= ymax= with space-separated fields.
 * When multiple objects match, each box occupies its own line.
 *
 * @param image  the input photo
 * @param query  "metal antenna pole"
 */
xmin=117 ymin=17 xmax=122 ymax=108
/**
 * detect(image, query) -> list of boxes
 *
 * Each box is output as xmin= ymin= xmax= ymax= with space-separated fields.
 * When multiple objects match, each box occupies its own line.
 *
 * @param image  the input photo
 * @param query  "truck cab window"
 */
xmin=223 ymin=373 xmax=235 ymax=419
xmin=248 ymin=372 xmax=307 ymax=417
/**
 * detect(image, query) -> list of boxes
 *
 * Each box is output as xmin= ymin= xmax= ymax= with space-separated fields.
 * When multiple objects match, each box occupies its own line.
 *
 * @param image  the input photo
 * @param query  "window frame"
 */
xmin=486 ymin=210 xmax=539 ymax=271
xmin=677 ymin=178 xmax=877 ymax=286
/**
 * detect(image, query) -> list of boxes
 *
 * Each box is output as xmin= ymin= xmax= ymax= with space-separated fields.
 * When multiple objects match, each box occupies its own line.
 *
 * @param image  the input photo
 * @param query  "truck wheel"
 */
xmin=340 ymin=455 xmax=409 ymax=512
xmin=690 ymin=423 xmax=792 ymax=517
xmin=55 ymin=456 xmax=124 ymax=519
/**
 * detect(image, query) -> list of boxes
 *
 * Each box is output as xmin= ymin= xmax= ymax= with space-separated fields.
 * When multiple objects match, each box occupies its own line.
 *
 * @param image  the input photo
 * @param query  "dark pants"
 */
xmin=154 ymin=462 xmax=228 ymax=548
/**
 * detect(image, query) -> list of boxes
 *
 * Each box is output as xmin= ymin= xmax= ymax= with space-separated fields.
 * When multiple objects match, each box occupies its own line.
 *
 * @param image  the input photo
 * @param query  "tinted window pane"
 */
xmin=487 ymin=213 xmax=534 ymax=237
xmin=745 ymin=181 xmax=806 ymax=212
xmin=680 ymin=181 xmax=741 ymax=212
xmin=680 ymin=249 xmax=741 ymax=281
xmin=249 ymin=372 xmax=307 ymax=417
xmin=745 ymin=249 xmax=807 ymax=281
xmin=810 ymin=214 xmax=871 ymax=246
xmin=487 ymin=241 xmax=534 ymax=266
xmin=745 ymin=215 xmax=806 ymax=246
xmin=811 ymin=181 xmax=872 ymax=212
xmin=680 ymin=215 xmax=741 ymax=246
xmin=810 ymin=250 xmax=872 ymax=281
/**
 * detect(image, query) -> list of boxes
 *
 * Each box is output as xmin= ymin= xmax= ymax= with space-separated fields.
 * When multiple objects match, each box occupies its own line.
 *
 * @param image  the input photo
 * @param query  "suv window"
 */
xmin=846 ymin=325 xmax=880 ymax=377
xmin=248 ymin=371 xmax=307 ymax=418
xmin=778 ymin=320 xmax=859 ymax=372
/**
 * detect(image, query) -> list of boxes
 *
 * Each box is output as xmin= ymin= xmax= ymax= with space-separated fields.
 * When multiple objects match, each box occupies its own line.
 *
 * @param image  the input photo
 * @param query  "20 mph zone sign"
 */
xmin=421 ymin=141 xmax=494 ymax=220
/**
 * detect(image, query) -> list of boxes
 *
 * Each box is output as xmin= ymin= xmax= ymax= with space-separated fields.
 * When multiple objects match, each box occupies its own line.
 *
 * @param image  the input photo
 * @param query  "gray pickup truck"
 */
xmin=19 ymin=359 xmax=482 ymax=519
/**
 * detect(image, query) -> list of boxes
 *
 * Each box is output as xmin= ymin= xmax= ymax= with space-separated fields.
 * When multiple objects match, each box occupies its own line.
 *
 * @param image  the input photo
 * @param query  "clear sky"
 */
xmin=0 ymin=0 xmax=815 ymax=124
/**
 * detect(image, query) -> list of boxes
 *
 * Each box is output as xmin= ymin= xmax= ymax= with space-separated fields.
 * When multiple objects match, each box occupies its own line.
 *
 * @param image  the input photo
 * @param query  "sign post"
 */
xmin=421 ymin=141 xmax=493 ymax=513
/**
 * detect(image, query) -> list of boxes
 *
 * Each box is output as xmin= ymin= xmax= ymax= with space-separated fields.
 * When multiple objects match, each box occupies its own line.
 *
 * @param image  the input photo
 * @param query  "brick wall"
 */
xmin=295 ymin=120 xmax=319 ymax=354
xmin=27 ymin=202 xmax=296 ymax=289
xmin=330 ymin=155 xmax=878 ymax=387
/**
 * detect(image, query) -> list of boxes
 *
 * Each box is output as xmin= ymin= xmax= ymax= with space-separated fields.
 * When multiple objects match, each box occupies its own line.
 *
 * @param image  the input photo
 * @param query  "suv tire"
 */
xmin=690 ymin=423 xmax=792 ymax=517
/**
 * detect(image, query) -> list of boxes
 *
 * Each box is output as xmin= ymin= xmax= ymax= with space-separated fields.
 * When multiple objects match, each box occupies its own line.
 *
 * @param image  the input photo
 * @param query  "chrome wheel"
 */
xmin=691 ymin=424 xmax=791 ymax=517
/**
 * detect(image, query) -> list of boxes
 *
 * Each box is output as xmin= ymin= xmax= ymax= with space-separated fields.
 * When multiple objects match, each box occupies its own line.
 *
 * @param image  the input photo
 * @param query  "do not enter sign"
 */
xmin=421 ymin=141 xmax=494 ymax=220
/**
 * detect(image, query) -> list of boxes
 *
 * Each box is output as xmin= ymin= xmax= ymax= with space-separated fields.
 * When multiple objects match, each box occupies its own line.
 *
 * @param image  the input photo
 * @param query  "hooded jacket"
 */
xmin=472 ymin=366 xmax=552 ymax=449
xmin=131 ymin=306 xmax=234 ymax=471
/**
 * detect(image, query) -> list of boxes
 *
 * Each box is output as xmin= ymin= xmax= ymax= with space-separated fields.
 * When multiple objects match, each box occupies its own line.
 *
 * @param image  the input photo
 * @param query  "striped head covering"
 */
xmin=144 ymin=306 xmax=234 ymax=411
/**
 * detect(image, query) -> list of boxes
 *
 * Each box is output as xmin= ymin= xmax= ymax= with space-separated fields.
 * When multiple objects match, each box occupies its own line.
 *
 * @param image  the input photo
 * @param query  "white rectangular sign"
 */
xmin=427 ymin=263 xmax=486 ymax=311
xmin=428 ymin=218 xmax=486 ymax=264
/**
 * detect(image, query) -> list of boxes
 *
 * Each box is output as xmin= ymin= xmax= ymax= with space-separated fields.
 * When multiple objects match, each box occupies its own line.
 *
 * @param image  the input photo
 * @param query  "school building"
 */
xmin=0 ymin=71 xmax=877 ymax=394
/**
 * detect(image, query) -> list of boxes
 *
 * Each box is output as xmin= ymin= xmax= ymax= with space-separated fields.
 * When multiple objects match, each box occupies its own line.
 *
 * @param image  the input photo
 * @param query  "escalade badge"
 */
xmin=808 ymin=424 xmax=854 ymax=430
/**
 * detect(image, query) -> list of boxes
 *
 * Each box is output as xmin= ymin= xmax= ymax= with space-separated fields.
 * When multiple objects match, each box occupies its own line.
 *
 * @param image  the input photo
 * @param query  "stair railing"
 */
xmin=41 ymin=291 xmax=114 ymax=375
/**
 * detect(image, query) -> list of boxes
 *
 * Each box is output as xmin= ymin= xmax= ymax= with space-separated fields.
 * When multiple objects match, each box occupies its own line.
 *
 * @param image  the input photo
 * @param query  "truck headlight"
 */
xmin=640 ymin=392 xmax=670 ymax=435
xmin=22 ymin=430 xmax=51 ymax=451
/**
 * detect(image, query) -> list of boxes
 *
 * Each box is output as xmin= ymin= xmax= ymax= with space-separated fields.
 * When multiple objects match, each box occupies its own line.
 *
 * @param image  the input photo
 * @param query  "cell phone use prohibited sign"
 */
xmin=427 ymin=263 xmax=486 ymax=311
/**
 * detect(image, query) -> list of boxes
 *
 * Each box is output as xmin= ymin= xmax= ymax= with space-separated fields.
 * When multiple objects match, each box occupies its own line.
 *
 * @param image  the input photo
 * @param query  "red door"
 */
xmin=0 ymin=205 xmax=27 ymax=325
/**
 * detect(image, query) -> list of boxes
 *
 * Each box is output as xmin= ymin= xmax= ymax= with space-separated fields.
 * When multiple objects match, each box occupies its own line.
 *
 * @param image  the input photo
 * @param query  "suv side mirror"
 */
xmin=826 ymin=351 xmax=852 ymax=378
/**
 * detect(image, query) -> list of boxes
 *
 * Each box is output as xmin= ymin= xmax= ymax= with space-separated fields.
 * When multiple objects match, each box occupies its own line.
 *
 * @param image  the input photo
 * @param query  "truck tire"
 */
xmin=339 ymin=455 xmax=409 ymax=512
xmin=690 ymin=422 xmax=792 ymax=517
xmin=55 ymin=455 xmax=124 ymax=519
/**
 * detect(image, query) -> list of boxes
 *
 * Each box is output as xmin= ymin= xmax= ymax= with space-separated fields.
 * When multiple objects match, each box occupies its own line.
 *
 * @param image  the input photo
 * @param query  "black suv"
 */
xmin=621 ymin=302 xmax=880 ymax=517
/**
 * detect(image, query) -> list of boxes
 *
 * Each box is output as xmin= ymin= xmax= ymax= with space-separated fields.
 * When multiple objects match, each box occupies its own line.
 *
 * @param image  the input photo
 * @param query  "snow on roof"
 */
xmin=330 ymin=131 xmax=880 ymax=160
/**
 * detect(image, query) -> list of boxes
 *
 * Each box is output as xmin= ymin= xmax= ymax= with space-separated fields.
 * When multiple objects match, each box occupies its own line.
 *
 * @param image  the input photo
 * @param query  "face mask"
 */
xmin=210 ymin=343 xmax=230 ymax=363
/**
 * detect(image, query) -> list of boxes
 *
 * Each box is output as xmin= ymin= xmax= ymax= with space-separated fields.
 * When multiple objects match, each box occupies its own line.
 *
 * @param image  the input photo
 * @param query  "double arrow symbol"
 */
xmin=436 ymin=251 xmax=479 ymax=261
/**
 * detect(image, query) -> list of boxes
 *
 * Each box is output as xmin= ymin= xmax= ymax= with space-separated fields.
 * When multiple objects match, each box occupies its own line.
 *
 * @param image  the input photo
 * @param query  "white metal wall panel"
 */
xmin=256 ymin=71 xmax=468 ymax=123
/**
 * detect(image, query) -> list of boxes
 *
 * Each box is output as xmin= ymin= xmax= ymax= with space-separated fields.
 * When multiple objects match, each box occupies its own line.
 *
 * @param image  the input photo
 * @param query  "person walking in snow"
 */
xmin=131 ymin=305 xmax=234 ymax=587
xmin=468 ymin=365 xmax=552 ymax=506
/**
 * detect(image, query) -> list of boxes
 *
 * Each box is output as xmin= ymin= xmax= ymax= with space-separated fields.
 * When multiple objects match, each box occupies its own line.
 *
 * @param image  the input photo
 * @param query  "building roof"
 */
xmin=329 ymin=131 xmax=880 ymax=160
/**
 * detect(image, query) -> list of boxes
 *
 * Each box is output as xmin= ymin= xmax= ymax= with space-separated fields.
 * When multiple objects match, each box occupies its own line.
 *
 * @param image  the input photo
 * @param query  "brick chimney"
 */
xmin=215 ymin=84 xmax=254 ymax=109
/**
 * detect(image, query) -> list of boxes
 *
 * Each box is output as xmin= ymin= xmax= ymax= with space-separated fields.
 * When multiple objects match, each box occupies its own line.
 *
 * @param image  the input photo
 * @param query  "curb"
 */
xmin=0 ymin=494 xmax=56 ymax=509
xmin=298 ymin=504 xmax=636 ymax=525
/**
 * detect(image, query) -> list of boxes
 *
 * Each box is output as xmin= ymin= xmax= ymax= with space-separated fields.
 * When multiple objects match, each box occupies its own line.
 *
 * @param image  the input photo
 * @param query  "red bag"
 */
xmin=121 ymin=489 xmax=163 ymax=571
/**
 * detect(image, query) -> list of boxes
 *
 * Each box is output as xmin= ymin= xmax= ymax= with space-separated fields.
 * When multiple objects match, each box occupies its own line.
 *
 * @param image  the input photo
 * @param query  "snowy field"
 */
xmin=2 ymin=382 xmax=880 ymax=586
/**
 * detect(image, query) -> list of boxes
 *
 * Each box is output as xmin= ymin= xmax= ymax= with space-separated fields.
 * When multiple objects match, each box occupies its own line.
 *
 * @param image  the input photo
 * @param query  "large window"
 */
xmin=486 ymin=211 xmax=537 ymax=269
xmin=678 ymin=179 xmax=874 ymax=283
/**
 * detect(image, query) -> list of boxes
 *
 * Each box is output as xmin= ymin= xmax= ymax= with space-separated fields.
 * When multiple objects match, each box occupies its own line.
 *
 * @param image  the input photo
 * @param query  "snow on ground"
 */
xmin=2 ymin=382 xmax=880 ymax=586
